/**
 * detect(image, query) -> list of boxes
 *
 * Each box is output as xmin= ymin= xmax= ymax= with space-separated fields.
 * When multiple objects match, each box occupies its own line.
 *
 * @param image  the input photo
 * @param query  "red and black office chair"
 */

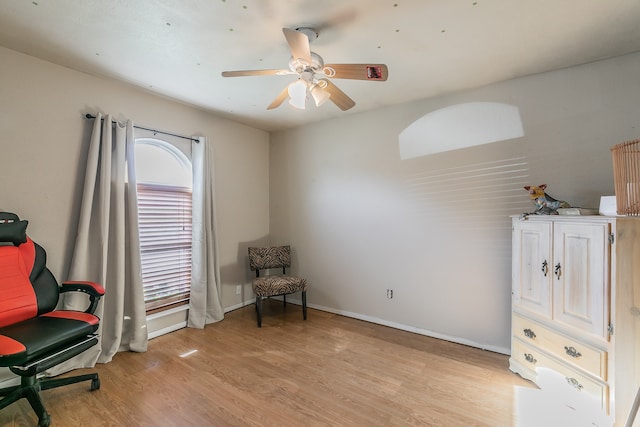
xmin=0 ymin=212 xmax=105 ymax=427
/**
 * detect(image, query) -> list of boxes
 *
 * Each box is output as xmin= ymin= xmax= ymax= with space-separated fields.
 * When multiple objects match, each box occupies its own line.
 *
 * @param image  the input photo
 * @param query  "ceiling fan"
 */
xmin=221 ymin=27 xmax=388 ymax=111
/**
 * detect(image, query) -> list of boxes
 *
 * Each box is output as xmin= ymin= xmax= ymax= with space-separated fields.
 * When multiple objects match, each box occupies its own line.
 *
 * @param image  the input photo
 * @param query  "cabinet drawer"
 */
xmin=512 ymin=339 xmax=609 ymax=413
xmin=512 ymin=313 xmax=607 ymax=380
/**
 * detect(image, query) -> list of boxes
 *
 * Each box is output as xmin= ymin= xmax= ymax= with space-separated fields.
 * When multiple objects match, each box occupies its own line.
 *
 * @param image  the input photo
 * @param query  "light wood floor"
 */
xmin=0 ymin=301 xmax=534 ymax=426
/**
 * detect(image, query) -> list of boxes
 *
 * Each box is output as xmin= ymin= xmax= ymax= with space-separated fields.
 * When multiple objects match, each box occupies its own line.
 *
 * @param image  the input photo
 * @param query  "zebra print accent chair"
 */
xmin=248 ymin=245 xmax=307 ymax=327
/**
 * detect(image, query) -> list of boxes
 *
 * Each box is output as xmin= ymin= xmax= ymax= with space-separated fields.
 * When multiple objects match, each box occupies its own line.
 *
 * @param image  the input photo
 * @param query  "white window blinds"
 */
xmin=136 ymin=183 xmax=193 ymax=311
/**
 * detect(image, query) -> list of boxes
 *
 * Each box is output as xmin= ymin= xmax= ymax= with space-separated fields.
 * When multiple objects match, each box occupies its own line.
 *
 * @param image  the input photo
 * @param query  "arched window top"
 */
xmin=135 ymin=138 xmax=192 ymax=188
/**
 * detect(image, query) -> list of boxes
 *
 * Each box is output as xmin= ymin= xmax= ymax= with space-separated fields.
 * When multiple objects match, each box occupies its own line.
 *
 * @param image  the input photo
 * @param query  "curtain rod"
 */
xmin=84 ymin=114 xmax=199 ymax=143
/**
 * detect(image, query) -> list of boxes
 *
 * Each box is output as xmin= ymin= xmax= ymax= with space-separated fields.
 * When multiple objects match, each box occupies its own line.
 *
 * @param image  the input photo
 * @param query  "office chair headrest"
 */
xmin=0 ymin=212 xmax=28 ymax=246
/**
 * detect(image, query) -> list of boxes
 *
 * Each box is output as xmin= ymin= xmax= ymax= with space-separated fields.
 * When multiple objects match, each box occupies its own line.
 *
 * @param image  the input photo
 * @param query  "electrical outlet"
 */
xmin=235 ymin=285 xmax=242 ymax=295
xmin=386 ymin=289 xmax=393 ymax=299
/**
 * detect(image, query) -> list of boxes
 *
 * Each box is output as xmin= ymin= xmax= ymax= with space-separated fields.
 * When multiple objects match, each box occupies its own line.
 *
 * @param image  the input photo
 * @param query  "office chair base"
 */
xmin=0 ymin=372 xmax=100 ymax=427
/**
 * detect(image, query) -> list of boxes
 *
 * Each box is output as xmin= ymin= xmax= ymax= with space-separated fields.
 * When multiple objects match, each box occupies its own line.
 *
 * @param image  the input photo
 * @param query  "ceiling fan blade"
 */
xmin=266 ymin=86 xmax=290 ymax=110
xmin=320 ymin=79 xmax=356 ymax=111
xmin=221 ymin=69 xmax=290 ymax=77
xmin=282 ymin=28 xmax=312 ymax=64
xmin=322 ymin=64 xmax=388 ymax=81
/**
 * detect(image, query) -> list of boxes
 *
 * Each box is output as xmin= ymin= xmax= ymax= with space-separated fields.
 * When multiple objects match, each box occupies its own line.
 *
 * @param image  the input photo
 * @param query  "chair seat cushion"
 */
xmin=0 ymin=311 xmax=100 ymax=367
xmin=253 ymin=275 xmax=307 ymax=297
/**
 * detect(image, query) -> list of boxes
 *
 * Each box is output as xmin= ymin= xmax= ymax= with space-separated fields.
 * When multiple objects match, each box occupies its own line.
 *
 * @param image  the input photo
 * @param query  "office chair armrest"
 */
xmin=61 ymin=281 xmax=105 ymax=314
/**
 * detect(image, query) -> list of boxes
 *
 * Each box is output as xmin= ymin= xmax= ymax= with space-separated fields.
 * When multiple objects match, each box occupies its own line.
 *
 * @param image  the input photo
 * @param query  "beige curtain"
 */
xmin=188 ymin=136 xmax=224 ymax=327
xmin=49 ymin=113 xmax=147 ymax=374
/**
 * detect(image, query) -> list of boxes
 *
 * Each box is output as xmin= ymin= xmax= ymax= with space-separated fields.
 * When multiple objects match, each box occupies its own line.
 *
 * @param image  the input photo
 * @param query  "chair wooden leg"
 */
xmin=256 ymin=296 xmax=263 ymax=327
xmin=302 ymin=291 xmax=307 ymax=320
xmin=283 ymin=294 xmax=286 ymax=308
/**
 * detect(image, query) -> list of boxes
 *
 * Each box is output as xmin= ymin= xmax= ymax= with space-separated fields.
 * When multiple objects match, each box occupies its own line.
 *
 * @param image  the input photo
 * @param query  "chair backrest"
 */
xmin=0 ymin=212 xmax=60 ymax=328
xmin=248 ymin=245 xmax=291 ymax=273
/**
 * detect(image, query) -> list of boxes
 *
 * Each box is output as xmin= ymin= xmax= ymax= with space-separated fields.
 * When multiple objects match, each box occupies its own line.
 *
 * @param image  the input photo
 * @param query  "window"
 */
xmin=134 ymin=139 xmax=192 ymax=312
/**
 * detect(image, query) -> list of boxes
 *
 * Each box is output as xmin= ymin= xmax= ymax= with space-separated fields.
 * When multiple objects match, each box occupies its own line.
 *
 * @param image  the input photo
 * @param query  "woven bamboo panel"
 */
xmin=612 ymin=139 xmax=640 ymax=216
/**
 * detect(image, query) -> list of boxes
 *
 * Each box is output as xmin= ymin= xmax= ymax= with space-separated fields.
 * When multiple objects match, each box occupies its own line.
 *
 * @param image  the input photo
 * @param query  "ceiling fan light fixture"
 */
xmin=222 ymin=26 xmax=387 ymax=112
xmin=289 ymin=52 xmax=323 ymax=73
xmin=287 ymin=80 xmax=307 ymax=109
xmin=310 ymin=84 xmax=331 ymax=107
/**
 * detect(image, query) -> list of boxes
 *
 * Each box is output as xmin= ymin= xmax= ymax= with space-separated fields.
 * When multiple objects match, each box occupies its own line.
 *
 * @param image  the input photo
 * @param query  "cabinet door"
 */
xmin=512 ymin=219 xmax=553 ymax=317
xmin=552 ymin=222 xmax=610 ymax=338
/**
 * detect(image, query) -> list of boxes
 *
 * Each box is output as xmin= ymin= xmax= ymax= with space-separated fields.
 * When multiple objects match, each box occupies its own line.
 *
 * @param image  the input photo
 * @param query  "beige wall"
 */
xmin=270 ymin=52 xmax=640 ymax=353
xmin=0 ymin=46 xmax=270 ymax=310
xmin=4 ymin=43 xmax=640 ymax=354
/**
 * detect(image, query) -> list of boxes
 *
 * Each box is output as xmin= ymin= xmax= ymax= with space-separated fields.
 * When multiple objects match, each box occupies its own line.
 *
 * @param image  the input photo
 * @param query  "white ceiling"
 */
xmin=2 ymin=0 xmax=640 ymax=132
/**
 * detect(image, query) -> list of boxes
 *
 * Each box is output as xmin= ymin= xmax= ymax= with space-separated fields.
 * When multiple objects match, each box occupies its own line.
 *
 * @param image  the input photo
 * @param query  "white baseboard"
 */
xmin=223 ymin=299 xmax=255 ymax=313
xmin=147 ymin=305 xmax=189 ymax=340
xmin=148 ymin=322 xmax=187 ymax=340
xmin=147 ymin=296 xmax=510 ymax=355
xmin=263 ymin=296 xmax=510 ymax=355
xmin=148 ymin=300 xmax=255 ymax=340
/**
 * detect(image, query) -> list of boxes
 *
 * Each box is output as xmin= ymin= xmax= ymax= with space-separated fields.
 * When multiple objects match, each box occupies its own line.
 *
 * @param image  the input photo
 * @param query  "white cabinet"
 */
xmin=509 ymin=216 xmax=640 ymax=426
xmin=512 ymin=220 xmax=552 ymax=317
xmin=552 ymin=221 xmax=609 ymax=338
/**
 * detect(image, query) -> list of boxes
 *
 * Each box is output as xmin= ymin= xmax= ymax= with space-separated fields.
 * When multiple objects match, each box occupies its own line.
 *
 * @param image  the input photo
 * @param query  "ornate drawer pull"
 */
xmin=564 ymin=346 xmax=582 ymax=358
xmin=524 ymin=353 xmax=537 ymax=364
xmin=554 ymin=262 xmax=562 ymax=280
xmin=566 ymin=377 xmax=583 ymax=391
xmin=523 ymin=328 xmax=537 ymax=339
xmin=541 ymin=260 xmax=548 ymax=276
